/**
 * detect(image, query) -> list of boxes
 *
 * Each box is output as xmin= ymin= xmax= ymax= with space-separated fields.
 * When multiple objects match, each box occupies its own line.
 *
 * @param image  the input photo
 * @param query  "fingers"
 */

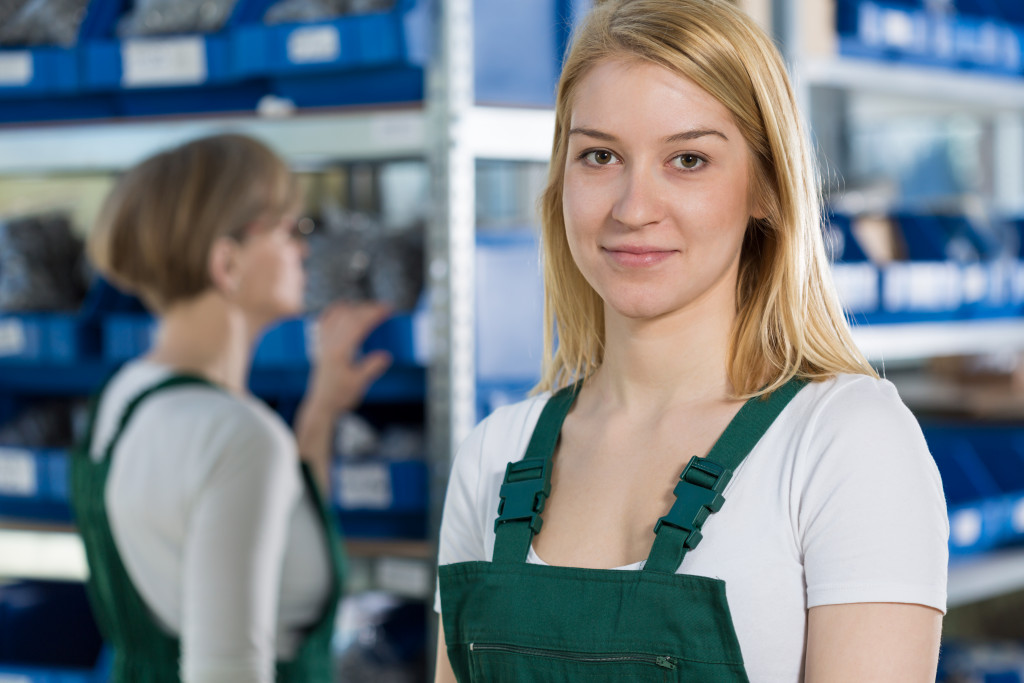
xmin=319 ymin=301 xmax=393 ymax=349
xmin=357 ymin=350 xmax=393 ymax=386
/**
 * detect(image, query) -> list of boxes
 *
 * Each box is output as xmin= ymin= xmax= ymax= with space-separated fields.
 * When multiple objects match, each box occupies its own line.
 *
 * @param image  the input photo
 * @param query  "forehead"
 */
xmin=568 ymin=58 xmax=739 ymax=139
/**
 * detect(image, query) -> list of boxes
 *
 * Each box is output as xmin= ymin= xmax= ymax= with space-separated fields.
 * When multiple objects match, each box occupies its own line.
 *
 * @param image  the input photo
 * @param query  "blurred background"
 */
xmin=0 ymin=0 xmax=1023 ymax=681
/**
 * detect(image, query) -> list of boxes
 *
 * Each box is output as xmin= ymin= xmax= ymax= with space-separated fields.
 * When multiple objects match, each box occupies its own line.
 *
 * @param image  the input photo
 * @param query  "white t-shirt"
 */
xmin=90 ymin=360 xmax=332 ymax=683
xmin=436 ymin=374 xmax=949 ymax=682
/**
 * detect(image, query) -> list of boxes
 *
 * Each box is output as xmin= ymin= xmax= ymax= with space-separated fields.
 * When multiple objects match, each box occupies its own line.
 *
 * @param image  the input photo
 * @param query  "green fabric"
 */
xmin=439 ymin=379 xmax=807 ymax=682
xmin=69 ymin=374 xmax=345 ymax=682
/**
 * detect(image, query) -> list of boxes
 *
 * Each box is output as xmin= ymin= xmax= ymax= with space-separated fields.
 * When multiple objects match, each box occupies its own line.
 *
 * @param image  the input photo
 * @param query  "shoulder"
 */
xmin=785 ymin=373 xmax=920 ymax=440
xmin=125 ymin=383 xmax=297 ymax=485
xmin=458 ymin=393 xmax=552 ymax=469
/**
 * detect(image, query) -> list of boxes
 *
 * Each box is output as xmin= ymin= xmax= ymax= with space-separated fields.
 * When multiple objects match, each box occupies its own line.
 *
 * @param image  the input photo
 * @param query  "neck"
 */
xmin=590 ymin=279 xmax=738 ymax=415
xmin=144 ymin=292 xmax=263 ymax=395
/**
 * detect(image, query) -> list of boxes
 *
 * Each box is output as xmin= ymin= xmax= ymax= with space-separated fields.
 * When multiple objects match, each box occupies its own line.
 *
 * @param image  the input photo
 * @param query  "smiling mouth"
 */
xmin=602 ymin=247 xmax=676 ymax=267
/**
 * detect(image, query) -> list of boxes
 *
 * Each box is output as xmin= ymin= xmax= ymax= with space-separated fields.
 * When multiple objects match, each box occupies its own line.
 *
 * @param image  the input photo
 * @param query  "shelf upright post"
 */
xmin=425 ymin=0 xmax=476 ymax=671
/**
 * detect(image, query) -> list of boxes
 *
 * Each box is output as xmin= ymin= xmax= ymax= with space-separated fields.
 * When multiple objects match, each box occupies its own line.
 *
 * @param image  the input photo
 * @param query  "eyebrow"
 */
xmin=568 ymin=127 xmax=729 ymax=143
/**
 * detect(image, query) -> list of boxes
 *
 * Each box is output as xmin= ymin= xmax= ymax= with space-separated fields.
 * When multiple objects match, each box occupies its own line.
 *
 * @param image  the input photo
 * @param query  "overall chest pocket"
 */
xmin=467 ymin=642 xmax=682 ymax=682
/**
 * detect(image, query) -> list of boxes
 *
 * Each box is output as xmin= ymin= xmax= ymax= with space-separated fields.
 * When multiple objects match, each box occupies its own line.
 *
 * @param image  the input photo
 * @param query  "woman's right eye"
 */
xmin=582 ymin=150 xmax=619 ymax=166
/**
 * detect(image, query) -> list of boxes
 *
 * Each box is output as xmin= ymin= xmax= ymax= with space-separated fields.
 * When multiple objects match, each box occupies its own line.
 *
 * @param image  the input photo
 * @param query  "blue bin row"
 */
xmin=0 ymin=448 xmax=72 ymax=523
xmin=0 ymin=447 xmax=429 ymax=539
xmin=0 ymin=0 xmax=585 ymax=121
xmin=829 ymin=211 xmax=1024 ymax=324
xmin=0 ymin=581 xmax=106 ymax=682
xmin=0 ymin=308 xmax=428 ymax=368
xmin=837 ymin=0 xmax=1024 ymax=75
xmin=922 ymin=424 xmax=1024 ymax=555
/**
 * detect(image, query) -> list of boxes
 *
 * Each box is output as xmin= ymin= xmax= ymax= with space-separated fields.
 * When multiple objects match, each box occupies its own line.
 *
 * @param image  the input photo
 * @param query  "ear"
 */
xmin=207 ymin=236 xmax=241 ymax=296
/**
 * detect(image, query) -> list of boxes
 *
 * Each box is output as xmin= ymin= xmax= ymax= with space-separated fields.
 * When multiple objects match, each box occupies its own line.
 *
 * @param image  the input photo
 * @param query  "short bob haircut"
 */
xmin=537 ymin=0 xmax=877 ymax=397
xmin=88 ymin=133 xmax=299 ymax=313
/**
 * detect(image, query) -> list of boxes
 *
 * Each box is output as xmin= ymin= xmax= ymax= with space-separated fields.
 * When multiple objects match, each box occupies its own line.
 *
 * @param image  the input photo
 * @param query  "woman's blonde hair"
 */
xmin=88 ymin=133 xmax=299 ymax=312
xmin=537 ymin=0 xmax=876 ymax=397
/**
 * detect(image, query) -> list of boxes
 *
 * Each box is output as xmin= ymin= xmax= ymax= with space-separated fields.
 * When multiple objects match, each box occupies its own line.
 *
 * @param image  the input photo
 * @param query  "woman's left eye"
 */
xmin=671 ymin=154 xmax=706 ymax=170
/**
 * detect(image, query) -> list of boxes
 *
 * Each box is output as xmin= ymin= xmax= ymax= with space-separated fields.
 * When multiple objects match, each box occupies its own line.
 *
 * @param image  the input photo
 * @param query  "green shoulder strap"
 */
xmin=644 ymin=378 xmax=806 ymax=574
xmin=98 ymin=374 xmax=214 ymax=461
xmin=491 ymin=382 xmax=581 ymax=564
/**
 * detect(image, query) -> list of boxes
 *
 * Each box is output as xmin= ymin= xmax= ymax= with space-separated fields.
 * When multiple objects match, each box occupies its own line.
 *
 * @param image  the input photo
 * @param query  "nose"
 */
xmin=610 ymin=164 xmax=666 ymax=230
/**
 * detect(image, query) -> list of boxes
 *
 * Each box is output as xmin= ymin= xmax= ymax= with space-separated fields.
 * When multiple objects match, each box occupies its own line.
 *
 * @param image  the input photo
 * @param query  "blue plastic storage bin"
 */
xmin=923 ymin=425 xmax=1024 ymax=555
xmin=332 ymin=458 xmax=428 ymax=538
xmin=0 ymin=315 xmax=98 ymax=365
xmin=0 ymin=448 xmax=73 ymax=523
xmin=228 ymin=0 xmax=430 ymax=107
xmin=474 ymin=0 xmax=588 ymax=106
xmin=0 ymin=0 xmax=121 ymax=122
xmin=253 ymin=309 xmax=428 ymax=369
xmin=0 ymin=580 xmax=104 ymax=680
xmin=827 ymin=211 xmax=882 ymax=319
xmin=101 ymin=313 xmax=155 ymax=361
xmin=80 ymin=0 xmax=268 ymax=115
xmin=836 ymin=0 xmax=1023 ymax=75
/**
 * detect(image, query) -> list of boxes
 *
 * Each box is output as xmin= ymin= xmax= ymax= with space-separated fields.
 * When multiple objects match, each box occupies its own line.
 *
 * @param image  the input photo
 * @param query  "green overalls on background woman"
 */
xmin=70 ymin=133 xmax=392 ymax=681
xmin=435 ymin=1 xmax=949 ymax=681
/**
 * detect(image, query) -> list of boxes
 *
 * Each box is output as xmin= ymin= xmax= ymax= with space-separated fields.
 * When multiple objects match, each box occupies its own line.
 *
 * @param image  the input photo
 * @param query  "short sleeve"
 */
xmin=434 ymin=418 xmax=490 ymax=613
xmin=796 ymin=377 xmax=949 ymax=613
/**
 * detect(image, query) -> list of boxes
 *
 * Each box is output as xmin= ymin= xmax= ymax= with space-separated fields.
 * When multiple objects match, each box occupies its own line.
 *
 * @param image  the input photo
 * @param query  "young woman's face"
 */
xmin=563 ymin=58 xmax=759 ymax=323
xmin=233 ymin=212 xmax=308 ymax=322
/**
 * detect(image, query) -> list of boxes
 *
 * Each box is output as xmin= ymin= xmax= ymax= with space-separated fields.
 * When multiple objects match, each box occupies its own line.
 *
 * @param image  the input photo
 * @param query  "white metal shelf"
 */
xmin=798 ymin=57 xmax=1024 ymax=110
xmin=851 ymin=319 xmax=1024 ymax=364
xmin=949 ymin=546 xmax=1024 ymax=608
xmin=0 ymin=106 xmax=555 ymax=175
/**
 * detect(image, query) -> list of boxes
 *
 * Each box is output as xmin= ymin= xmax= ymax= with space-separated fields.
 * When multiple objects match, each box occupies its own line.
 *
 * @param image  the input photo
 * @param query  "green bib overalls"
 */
xmin=439 ymin=379 xmax=805 ymax=682
xmin=69 ymin=374 xmax=346 ymax=682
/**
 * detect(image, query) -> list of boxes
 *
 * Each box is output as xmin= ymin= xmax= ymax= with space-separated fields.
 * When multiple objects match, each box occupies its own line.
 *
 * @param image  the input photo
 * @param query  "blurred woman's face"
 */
xmin=562 ymin=58 xmax=759 ymax=324
xmin=233 ymin=212 xmax=309 ymax=323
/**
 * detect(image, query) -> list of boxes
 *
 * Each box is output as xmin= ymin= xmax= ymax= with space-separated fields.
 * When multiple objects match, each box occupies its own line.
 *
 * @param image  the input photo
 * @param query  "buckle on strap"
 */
xmin=494 ymin=459 xmax=553 ymax=535
xmin=653 ymin=456 xmax=733 ymax=550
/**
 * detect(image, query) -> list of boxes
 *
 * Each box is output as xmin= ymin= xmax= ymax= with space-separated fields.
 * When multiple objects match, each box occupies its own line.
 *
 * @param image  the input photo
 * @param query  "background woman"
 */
xmin=435 ymin=0 xmax=947 ymax=680
xmin=72 ymin=133 xmax=391 ymax=682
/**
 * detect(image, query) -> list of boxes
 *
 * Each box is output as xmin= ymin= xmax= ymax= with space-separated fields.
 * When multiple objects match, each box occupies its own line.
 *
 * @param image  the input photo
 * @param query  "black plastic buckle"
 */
xmin=494 ymin=459 xmax=553 ymax=535
xmin=653 ymin=456 xmax=733 ymax=550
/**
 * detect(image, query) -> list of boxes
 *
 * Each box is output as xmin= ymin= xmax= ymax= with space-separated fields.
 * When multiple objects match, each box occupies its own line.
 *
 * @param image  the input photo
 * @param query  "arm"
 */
xmin=180 ymin=421 xmax=298 ymax=683
xmin=294 ymin=301 xmax=392 ymax=493
xmin=435 ymin=615 xmax=457 ymax=683
xmin=805 ymin=603 xmax=942 ymax=682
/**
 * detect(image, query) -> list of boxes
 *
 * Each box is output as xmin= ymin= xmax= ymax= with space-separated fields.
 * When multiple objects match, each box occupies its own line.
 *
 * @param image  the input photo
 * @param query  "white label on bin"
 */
xmin=831 ymin=263 xmax=879 ymax=314
xmin=123 ymin=37 xmax=207 ymax=87
xmin=0 ymin=51 xmax=31 ymax=85
xmin=336 ymin=463 xmax=392 ymax=509
xmin=0 ymin=318 xmax=26 ymax=357
xmin=882 ymin=9 xmax=915 ymax=49
xmin=376 ymin=557 xmax=431 ymax=599
xmin=0 ymin=448 xmax=36 ymax=497
xmin=288 ymin=26 xmax=341 ymax=64
xmin=1013 ymin=499 xmax=1024 ymax=533
xmin=949 ymin=508 xmax=983 ymax=548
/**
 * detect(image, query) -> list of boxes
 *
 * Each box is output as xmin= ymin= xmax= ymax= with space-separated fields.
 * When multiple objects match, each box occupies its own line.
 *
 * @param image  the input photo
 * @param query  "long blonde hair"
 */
xmin=537 ymin=0 xmax=876 ymax=397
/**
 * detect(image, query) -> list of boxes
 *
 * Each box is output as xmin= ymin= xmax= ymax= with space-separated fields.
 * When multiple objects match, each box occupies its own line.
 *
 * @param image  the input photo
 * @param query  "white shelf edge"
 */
xmin=850 ymin=318 xmax=1024 ymax=363
xmin=0 ymin=105 xmax=555 ymax=175
xmin=0 ymin=528 xmax=87 ymax=582
xmin=948 ymin=546 xmax=1024 ymax=608
xmin=798 ymin=57 xmax=1024 ymax=110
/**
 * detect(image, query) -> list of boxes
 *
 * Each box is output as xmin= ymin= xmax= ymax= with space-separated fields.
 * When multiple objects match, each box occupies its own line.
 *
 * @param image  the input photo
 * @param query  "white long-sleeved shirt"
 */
xmin=90 ymin=360 xmax=332 ymax=683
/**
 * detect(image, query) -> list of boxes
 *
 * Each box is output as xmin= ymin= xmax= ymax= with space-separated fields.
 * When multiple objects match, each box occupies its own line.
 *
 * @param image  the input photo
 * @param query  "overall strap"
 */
xmin=99 ymin=374 xmax=214 ymax=461
xmin=644 ymin=378 xmax=807 ymax=574
xmin=491 ymin=382 xmax=581 ymax=564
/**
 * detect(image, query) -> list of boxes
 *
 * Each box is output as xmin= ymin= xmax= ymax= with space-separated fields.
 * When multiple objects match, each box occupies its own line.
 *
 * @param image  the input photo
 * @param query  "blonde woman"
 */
xmin=70 ymin=134 xmax=391 ymax=682
xmin=434 ymin=1 xmax=947 ymax=681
